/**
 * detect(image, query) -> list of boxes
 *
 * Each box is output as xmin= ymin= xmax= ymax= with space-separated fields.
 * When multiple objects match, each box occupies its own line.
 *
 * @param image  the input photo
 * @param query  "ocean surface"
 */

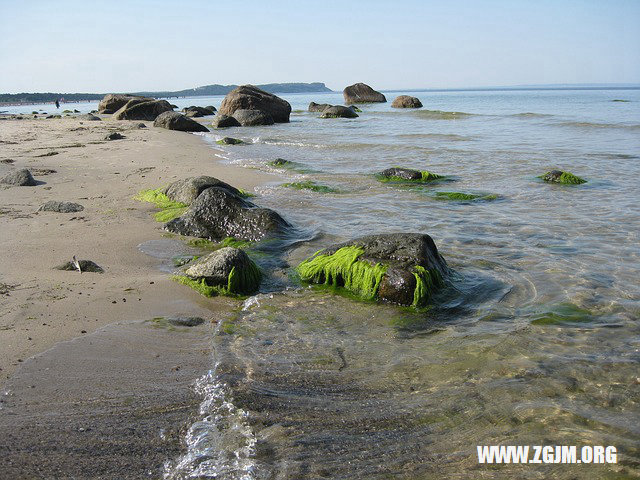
xmin=13 ymin=90 xmax=640 ymax=478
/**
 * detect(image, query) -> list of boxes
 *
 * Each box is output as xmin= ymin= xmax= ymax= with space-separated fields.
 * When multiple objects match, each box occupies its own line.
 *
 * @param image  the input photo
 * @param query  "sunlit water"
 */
xmin=15 ymin=90 xmax=638 ymax=478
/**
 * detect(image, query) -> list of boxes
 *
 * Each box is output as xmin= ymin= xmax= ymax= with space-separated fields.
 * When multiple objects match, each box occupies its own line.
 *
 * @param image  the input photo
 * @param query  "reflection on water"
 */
xmin=138 ymin=89 xmax=640 ymax=478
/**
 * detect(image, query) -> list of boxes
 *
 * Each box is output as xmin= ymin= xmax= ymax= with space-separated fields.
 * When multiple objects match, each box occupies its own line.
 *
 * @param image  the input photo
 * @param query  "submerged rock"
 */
xmin=297 ymin=233 xmax=448 ymax=307
xmin=343 ymin=83 xmax=386 ymax=104
xmin=320 ymin=105 xmax=359 ymax=119
xmin=216 ymin=137 xmax=244 ymax=145
xmin=39 ymin=201 xmax=84 ymax=213
xmin=166 ymin=316 xmax=205 ymax=327
xmin=153 ymin=111 xmax=209 ymax=132
xmin=1 ymin=169 xmax=37 ymax=186
xmin=182 ymin=247 xmax=261 ymax=295
xmin=165 ymin=187 xmax=290 ymax=242
xmin=218 ymin=85 xmax=292 ymax=123
xmin=162 ymin=176 xmax=243 ymax=205
xmin=378 ymin=167 xmax=443 ymax=182
xmin=391 ymin=95 xmax=423 ymax=108
xmin=541 ymin=170 xmax=587 ymax=185
xmin=211 ymin=114 xmax=241 ymax=128
xmin=55 ymin=259 xmax=104 ymax=273
xmin=308 ymin=102 xmax=332 ymax=112
xmin=113 ymin=99 xmax=173 ymax=121
xmin=98 ymin=94 xmax=148 ymax=114
xmin=233 ymin=109 xmax=275 ymax=126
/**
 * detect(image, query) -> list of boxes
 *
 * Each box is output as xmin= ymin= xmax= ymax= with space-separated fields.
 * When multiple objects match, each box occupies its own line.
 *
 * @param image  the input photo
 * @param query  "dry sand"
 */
xmin=0 ymin=114 xmax=279 ymax=477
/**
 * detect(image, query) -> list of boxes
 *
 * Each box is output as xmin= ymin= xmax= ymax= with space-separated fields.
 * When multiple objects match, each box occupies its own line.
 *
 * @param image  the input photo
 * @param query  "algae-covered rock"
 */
xmin=216 ymin=137 xmax=245 ymax=145
xmin=391 ymin=95 xmax=423 ymax=108
xmin=39 ymin=201 xmax=84 ymax=213
xmin=434 ymin=191 xmax=498 ymax=201
xmin=541 ymin=170 xmax=586 ymax=185
xmin=1 ymin=169 xmax=37 ymax=186
xmin=162 ymin=176 xmax=243 ymax=205
xmin=378 ymin=167 xmax=443 ymax=182
xmin=175 ymin=247 xmax=261 ymax=296
xmin=164 ymin=186 xmax=291 ymax=242
xmin=297 ymin=233 xmax=448 ymax=307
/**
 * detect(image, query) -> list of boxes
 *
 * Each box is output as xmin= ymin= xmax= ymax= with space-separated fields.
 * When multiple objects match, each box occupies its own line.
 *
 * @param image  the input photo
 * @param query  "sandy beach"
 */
xmin=0 ymin=114 xmax=276 ymax=477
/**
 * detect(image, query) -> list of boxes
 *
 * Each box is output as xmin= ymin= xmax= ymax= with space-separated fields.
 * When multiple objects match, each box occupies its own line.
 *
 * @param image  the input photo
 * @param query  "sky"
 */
xmin=1 ymin=0 xmax=639 ymax=93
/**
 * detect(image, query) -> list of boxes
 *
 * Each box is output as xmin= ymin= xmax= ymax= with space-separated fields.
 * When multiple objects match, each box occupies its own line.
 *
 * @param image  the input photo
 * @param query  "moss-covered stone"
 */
xmin=377 ymin=167 xmax=445 ymax=183
xmin=434 ymin=191 xmax=498 ymax=201
xmin=540 ymin=170 xmax=587 ymax=185
xmin=134 ymin=188 xmax=188 ymax=222
xmin=186 ymin=236 xmax=251 ymax=250
xmin=281 ymin=180 xmax=339 ymax=193
xmin=530 ymin=303 xmax=595 ymax=325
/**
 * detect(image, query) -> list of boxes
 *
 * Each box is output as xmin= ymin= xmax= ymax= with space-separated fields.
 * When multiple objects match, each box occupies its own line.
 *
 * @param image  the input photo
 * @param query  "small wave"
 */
xmin=413 ymin=109 xmax=475 ymax=120
xmin=509 ymin=112 xmax=555 ymax=118
xmin=395 ymin=133 xmax=473 ymax=141
xmin=556 ymin=121 xmax=640 ymax=130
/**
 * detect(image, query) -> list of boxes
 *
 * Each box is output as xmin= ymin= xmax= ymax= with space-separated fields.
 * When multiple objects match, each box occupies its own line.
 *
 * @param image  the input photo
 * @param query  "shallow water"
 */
xmin=68 ymin=89 xmax=640 ymax=478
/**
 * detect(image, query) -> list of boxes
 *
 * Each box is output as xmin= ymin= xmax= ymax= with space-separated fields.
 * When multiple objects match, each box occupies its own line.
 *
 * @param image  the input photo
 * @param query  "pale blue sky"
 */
xmin=1 ymin=0 xmax=639 ymax=93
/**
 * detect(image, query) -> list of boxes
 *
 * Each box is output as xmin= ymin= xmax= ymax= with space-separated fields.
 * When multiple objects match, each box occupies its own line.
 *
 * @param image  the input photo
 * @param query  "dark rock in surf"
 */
xmin=320 ymin=105 xmax=359 ymax=119
xmin=162 ymin=176 xmax=243 ymax=205
xmin=233 ymin=109 xmax=274 ymax=126
xmin=211 ymin=114 xmax=241 ymax=128
xmin=218 ymin=85 xmax=291 ymax=123
xmin=379 ymin=167 xmax=422 ymax=180
xmin=1 ymin=169 xmax=37 ymax=186
xmin=153 ymin=111 xmax=209 ymax=132
xmin=343 ymin=83 xmax=386 ymax=104
xmin=297 ymin=233 xmax=448 ymax=306
xmin=391 ymin=95 xmax=423 ymax=108
xmin=165 ymin=187 xmax=291 ymax=242
xmin=308 ymin=102 xmax=332 ymax=112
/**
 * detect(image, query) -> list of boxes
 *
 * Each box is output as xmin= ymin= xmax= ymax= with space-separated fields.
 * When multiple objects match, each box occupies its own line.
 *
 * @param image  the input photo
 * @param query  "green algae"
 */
xmin=281 ymin=180 xmax=339 ymax=193
xmin=186 ymin=236 xmax=251 ymax=250
xmin=236 ymin=188 xmax=254 ymax=198
xmin=531 ymin=303 xmax=595 ymax=326
xmin=297 ymin=246 xmax=387 ymax=301
xmin=134 ymin=188 xmax=188 ymax=222
xmin=412 ymin=265 xmax=444 ymax=307
xmin=377 ymin=170 xmax=445 ymax=183
xmin=216 ymin=137 xmax=245 ymax=145
xmin=612 ymin=99 xmax=630 ymax=102
xmin=434 ymin=191 xmax=498 ymax=201
xmin=172 ymin=255 xmax=199 ymax=267
xmin=540 ymin=171 xmax=587 ymax=185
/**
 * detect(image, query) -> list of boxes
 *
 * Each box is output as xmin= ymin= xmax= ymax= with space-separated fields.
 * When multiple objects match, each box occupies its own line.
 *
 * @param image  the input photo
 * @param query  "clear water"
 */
xmin=15 ymin=89 xmax=639 ymax=478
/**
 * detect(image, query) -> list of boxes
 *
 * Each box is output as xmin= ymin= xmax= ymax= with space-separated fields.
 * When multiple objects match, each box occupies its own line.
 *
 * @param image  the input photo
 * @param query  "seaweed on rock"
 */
xmin=134 ymin=188 xmax=188 ymax=222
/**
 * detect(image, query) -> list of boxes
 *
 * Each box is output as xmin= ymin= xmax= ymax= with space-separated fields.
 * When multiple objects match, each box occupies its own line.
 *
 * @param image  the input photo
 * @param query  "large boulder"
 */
xmin=114 ymin=99 xmax=174 ymax=121
xmin=211 ymin=114 xmax=241 ymax=128
xmin=1 ymin=169 xmax=37 ymax=186
xmin=183 ymin=247 xmax=261 ymax=295
xmin=182 ymin=106 xmax=216 ymax=117
xmin=391 ymin=95 xmax=423 ymax=108
xmin=162 ymin=176 xmax=243 ymax=205
xmin=218 ymin=85 xmax=291 ymax=123
xmin=232 ymin=109 xmax=275 ymax=126
xmin=320 ymin=105 xmax=359 ymax=119
xmin=153 ymin=111 xmax=209 ymax=132
xmin=343 ymin=83 xmax=386 ymax=104
xmin=308 ymin=102 xmax=332 ymax=112
xmin=297 ymin=233 xmax=448 ymax=306
xmin=165 ymin=187 xmax=291 ymax=242
xmin=98 ymin=94 xmax=148 ymax=114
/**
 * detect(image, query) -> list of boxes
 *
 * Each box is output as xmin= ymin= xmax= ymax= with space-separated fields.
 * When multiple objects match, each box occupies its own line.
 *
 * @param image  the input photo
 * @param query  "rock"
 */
xmin=179 ymin=247 xmax=262 ymax=295
xmin=204 ymin=106 xmax=217 ymax=113
xmin=218 ymin=85 xmax=291 ymax=123
xmin=349 ymin=105 xmax=362 ymax=112
xmin=73 ymin=109 xmax=80 ymax=113
xmin=105 ymin=132 xmax=125 ymax=140
xmin=162 ymin=176 xmax=243 ymax=205
xmin=1 ymin=169 xmax=37 ymax=186
xmin=541 ymin=170 xmax=587 ymax=185
xmin=166 ymin=316 xmax=205 ymax=327
xmin=297 ymin=233 xmax=448 ymax=306
xmin=343 ymin=83 xmax=386 ymax=104
xmin=308 ymin=102 xmax=332 ymax=112
xmin=216 ymin=137 xmax=244 ymax=145
xmin=391 ymin=95 xmax=423 ymax=108
xmin=211 ymin=115 xmax=241 ymax=128
xmin=134 ymin=122 xmax=146 ymax=129
xmin=232 ymin=109 xmax=275 ymax=126
xmin=113 ymin=99 xmax=174 ymax=121
xmin=320 ymin=105 xmax=359 ymax=118
xmin=78 ymin=113 xmax=101 ymax=121
xmin=165 ymin=187 xmax=291 ymax=242
xmin=182 ymin=106 xmax=216 ymax=118
xmin=379 ymin=167 xmax=422 ymax=180
xmin=270 ymin=158 xmax=290 ymax=167
xmin=39 ymin=201 xmax=84 ymax=213
xmin=98 ymin=94 xmax=148 ymax=114
xmin=153 ymin=111 xmax=209 ymax=132
xmin=55 ymin=259 xmax=104 ymax=273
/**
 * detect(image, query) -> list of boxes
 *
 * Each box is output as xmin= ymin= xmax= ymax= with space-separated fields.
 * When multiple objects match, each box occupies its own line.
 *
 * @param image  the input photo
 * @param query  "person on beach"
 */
xmin=55 ymin=98 xmax=60 ymax=109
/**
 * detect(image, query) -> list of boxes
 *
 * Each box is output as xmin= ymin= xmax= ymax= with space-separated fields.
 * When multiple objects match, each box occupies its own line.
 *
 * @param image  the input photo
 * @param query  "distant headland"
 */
xmin=0 ymin=82 xmax=333 ymax=105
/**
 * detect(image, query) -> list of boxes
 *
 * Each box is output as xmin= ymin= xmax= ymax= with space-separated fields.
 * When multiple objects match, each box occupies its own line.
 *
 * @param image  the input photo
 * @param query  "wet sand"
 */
xmin=0 ymin=114 xmax=276 ymax=477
